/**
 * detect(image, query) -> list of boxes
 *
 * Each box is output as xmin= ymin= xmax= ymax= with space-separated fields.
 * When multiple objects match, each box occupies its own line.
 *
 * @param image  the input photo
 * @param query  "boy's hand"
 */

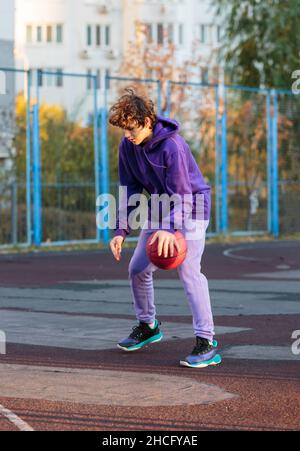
xmin=149 ymin=231 xmax=180 ymax=258
xmin=110 ymin=236 xmax=125 ymax=261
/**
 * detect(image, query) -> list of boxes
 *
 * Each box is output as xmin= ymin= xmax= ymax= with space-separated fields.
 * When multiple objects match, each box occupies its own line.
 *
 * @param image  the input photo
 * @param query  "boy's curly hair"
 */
xmin=108 ymin=88 xmax=157 ymax=130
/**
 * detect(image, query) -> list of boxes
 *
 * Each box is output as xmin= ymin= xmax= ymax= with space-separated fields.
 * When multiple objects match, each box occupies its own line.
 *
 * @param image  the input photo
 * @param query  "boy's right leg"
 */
xmin=118 ymin=228 xmax=162 ymax=351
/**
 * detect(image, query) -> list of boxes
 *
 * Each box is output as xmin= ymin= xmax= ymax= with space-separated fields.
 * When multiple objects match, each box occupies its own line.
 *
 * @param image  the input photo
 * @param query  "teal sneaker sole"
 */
xmin=117 ymin=332 xmax=163 ymax=352
xmin=180 ymin=339 xmax=221 ymax=368
xmin=180 ymin=353 xmax=222 ymax=368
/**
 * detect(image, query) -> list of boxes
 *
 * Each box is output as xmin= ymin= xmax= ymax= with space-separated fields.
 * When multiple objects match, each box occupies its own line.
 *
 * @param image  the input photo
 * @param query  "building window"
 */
xmin=86 ymin=70 xmax=101 ymax=90
xmin=96 ymin=69 xmax=101 ymax=89
xmin=96 ymin=25 xmax=101 ymax=46
xmin=217 ymin=25 xmax=222 ymax=43
xmin=200 ymin=24 xmax=205 ymax=43
xmin=145 ymin=23 xmax=152 ymax=44
xmin=200 ymin=24 xmax=211 ymax=44
xmin=36 ymin=26 xmax=42 ymax=43
xmin=105 ymin=68 xmax=110 ymax=88
xmin=27 ymin=23 xmax=64 ymax=45
xmin=178 ymin=24 xmax=184 ymax=45
xmin=26 ymin=25 xmax=32 ymax=43
xmin=87 ymin=25 xmax=92 ymax=46
xmin=157 ymin=23 xmax=164 ymax=45
xmin=168 ymin=24 xmax=174 ymax=44
xmin=56 ymin=24 xmax=63 ymax=43
xmin=105 ymin=25 xmax=110 ymax=46
xmin=45 ymin=70 xmax=53 ymax=87
xmin=29 ymin=71 xmax=33 ymax=86
xmin=46 ymin=25 xmax=53 ymax=43
xmin=201 ymin=67 xmax=209 ymax=84
xmin=87 ymin=69 xmax=92 ymax=90
xmin=56 ymin=69 xmax=63 ymax=87
xmin=37 ymin=69 xmax=43 ymax=87
xmin=43 ymin=69 xmax=63 ymax=87
xmin=146 ymin=68 xmax=153 ymax=79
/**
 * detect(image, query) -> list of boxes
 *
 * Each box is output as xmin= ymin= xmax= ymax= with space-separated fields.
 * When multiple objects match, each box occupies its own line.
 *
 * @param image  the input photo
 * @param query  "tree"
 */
xmin=214 ymin=0 xmax=300 ymax=89
xmin=214 ymin=0 xmax=300 ymax=232
xmin=14 ymin=95 xmax=100 ymax=241
xmin=118 ymin=21 xmax=218 ymax=113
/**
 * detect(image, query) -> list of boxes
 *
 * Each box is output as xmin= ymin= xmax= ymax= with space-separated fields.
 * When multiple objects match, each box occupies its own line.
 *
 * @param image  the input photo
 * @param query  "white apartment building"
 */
xmin=14 ymin=0 xmax=221 ymax=120
xmin=0 ymin=0 xmax=15 ymax=167
xmin=0 ymin=0 xmax=15 ymax=73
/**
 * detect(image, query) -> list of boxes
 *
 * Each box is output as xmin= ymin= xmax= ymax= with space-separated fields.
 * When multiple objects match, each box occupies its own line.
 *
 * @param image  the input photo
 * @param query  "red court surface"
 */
xmin=0 ymin=240 xmax=299 ymax=431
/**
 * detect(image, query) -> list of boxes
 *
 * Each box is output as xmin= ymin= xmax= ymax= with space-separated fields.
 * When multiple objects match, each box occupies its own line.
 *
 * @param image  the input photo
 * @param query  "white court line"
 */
xmin=0 ymin=404 xmax=34 ymax=431
xmin=223 ymin=246 xmax=270 ymax=262
xmin=223 ymin=247 xmax=261 ymax=262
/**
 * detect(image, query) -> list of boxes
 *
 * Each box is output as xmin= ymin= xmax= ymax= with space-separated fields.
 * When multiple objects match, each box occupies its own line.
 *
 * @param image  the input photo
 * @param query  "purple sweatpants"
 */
xmin=128 ymin=220 xmax=215 ymax=341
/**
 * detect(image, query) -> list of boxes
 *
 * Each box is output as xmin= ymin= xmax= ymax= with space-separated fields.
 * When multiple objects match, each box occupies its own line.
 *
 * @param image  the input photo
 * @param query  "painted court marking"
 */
xmin=244 ymin=270 xmax=300 ymax=280
xmin=0 ymin=312 xmax=250 ymax=350
xmin=223 ymin=242 xmax=299 ymax=265
xmin=0 ymin=364 xmax=237 ymax=407
xmin=223 ymin=345 xmax=300 ymax=361
xmin=0 ymin=404 xmax=34 ymax=431
xmin=223 ymin=246 xmax=266 ymax=262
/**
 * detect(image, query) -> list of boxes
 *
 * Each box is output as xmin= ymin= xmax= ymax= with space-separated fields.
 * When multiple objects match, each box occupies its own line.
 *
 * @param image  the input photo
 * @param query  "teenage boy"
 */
xmin=108 ymin=88 xmax=221 ymax=368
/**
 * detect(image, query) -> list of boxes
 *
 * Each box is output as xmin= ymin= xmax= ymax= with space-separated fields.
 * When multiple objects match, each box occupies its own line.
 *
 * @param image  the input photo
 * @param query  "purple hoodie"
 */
xmin=115 ymin=116 xmax=211 ymax=239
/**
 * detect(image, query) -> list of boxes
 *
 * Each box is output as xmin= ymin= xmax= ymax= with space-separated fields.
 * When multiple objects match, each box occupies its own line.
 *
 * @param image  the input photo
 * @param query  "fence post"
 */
xmin=215 ymin=85 xmax=221 ymax=234
xmin=165 ymin=80 xmax=171 ymax=118
xmin=11 ymin=182 xmax=18 ymax=245
xmin=266 ymin=91 xmax=272 ymax=234
xmin=26 ymin=69 xmax=32 ymax=245
xmin=271 ymin=89 xmax=279 ymax=237
xmin=220 ymin=86 xmax=228 ymax=234
xmin=157 ymin=80 xmax=162 ymax=116
xmin=32 ymin=103 xmax=42 ymax=246
xmin=98 ymin=73 xmax=110 ymax=245
xmin=100 ymin=106 xmax=110 ymax=245
xmin=93 ymin=75 xmax=101 ymax=243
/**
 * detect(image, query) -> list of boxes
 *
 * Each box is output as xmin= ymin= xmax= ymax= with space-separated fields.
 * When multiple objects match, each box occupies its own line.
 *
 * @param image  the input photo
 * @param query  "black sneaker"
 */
xmin=180 ymin=336 xmax=222 ymax=368
xmin=117 ymin=319 xmax=163 ymax=351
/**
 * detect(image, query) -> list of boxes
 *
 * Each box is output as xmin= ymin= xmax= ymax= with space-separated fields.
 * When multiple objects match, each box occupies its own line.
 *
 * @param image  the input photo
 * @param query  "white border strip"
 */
xmin=0 ymin=404 xmax=34 ymax=431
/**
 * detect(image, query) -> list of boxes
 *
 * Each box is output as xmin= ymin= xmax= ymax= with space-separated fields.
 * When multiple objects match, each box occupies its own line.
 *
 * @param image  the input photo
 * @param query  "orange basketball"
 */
xmin=146 ymin=230 xmax=187 ymax=270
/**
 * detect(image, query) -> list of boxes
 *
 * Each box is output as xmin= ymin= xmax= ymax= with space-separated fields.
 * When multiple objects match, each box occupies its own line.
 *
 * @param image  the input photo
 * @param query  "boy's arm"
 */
xmin=115 ymin=142 xmax=144 ymax=239
xmin=162 ymin=138 xmax=193 ymax=233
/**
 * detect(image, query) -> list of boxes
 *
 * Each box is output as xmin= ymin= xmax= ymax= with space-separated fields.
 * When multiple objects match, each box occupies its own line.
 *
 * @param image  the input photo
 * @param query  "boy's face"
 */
xmin=123 ymin=117 xmax=153 ymax=146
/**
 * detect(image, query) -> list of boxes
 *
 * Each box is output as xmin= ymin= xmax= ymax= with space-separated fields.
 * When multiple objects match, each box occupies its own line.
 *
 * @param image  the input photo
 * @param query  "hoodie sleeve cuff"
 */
xmin=114 ymin=229 xmax=128 ymax=240
xmin=159 ymin=226 xmax=177 ymax=234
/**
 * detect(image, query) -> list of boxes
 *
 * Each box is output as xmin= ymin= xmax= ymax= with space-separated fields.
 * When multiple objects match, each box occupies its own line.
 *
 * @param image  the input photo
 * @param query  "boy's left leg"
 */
xmin=177 ymin=220 xmax=221 ymax=368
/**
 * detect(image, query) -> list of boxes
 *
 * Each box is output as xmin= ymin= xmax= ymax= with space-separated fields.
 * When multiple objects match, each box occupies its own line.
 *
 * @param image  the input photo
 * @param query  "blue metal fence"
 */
xmin=276 ymin=89 xmax=300 ymax=234
xmin=0 ymin=67 xmax=298 ymax=248
xmin=0 ymin=67 xmax=31 ymax=248
xmin=33 ymin=69 xmax=101 ymax=246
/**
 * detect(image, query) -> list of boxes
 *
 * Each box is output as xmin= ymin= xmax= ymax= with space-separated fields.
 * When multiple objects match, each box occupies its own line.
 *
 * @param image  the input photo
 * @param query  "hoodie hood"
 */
xmin=142 ymin=116 xmax=180 ymax=151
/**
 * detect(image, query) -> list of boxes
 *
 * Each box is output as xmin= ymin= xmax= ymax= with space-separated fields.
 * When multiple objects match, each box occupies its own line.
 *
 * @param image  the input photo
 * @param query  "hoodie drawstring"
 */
xmin=142 ymin=136 xmax=184 ymax=169
xmin=142 ymin=148 xmax=168 ymax=169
